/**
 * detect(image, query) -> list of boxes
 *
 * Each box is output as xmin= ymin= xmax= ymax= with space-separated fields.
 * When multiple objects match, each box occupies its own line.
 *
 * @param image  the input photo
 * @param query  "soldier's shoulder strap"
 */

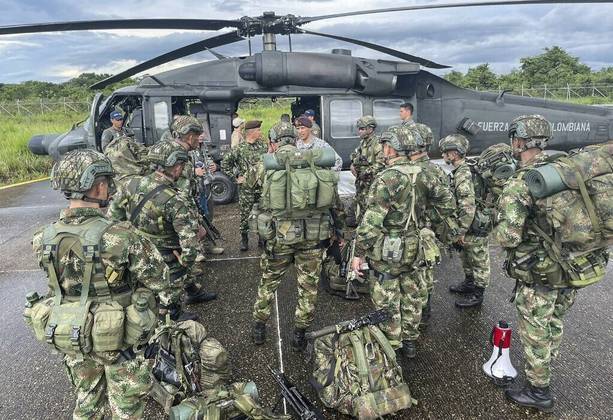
xmin=129 ymin=184 xmax=174 ymax=224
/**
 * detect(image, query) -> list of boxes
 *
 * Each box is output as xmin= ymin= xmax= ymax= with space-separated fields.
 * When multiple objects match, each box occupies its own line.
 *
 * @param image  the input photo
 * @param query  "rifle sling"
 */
xmin=130 ymin=184 xmax=171 ymax=224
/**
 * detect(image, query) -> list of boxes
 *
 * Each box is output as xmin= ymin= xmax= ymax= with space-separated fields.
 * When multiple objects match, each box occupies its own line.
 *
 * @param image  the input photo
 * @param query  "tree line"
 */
xmin=0 ymin=46 xmax=611 ymax=101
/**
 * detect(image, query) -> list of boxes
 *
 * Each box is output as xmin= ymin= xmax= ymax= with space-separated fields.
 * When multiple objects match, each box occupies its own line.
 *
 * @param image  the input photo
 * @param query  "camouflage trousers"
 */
xmin=64 ymin=354 xmax=152 ymax=420
xmin=419 ymin=266 xmax=434 ymax=310
xmin=253 ymin=240 xmax=325 ymax=329
xmin=459 ymin=234 xmax=491 ymax=288
xmin=238 ymin=186 xmax=261 ymax=234
xmin=368 ymin=262 xmax=427 ymax=349
xmin=514 ymin=283 xmax=577 ymax=387
xmin=353 ymin=181 xmax=370 ymax=223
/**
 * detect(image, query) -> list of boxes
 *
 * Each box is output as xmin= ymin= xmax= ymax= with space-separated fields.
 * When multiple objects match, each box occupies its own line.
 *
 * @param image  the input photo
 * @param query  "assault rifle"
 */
xmin=194 ymin=157 xmax=222 ymax=244
xmin=338 ymin=234 xmax=361 ymax=300
xmin=305 ymin=309 xmax=391 ymax=341
xmin=268 ymin=366 xmax=324 ymax=420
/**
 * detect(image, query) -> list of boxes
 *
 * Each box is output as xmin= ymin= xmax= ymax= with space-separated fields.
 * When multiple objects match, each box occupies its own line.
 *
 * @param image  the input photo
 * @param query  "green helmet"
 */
xmin=171 ymin=115 xmax=204 ymax=137
xmin=438 ymin=134 xmax=470 ymax=156
xmin=508 ymin=114 xmax=551 ymax=150
xmin=356 ymin=115 xmax=377 ymax=129
xmin=476 ymin=143 xmax=516 ymax=181
xmin=51 ymin=149 xmax=115 ymax=199
xmin=380 ymin=125 xmax=424 ymax=153
xmin=269 ymin=121 xmax=296 ymax=144
xmin=148 ymin=141 xmax=189 ymax=168
xmin=414 ymin=123 xmax=433 ymax=147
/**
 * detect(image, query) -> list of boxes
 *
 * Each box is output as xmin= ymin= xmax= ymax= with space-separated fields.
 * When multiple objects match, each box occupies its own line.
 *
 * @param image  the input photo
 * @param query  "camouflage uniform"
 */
xmin=221 ymin=139 xmax=268 ymax=234
xmin=355 ymin=128 xmax=457 ymax=351
xmin=103 ymin=135 xmax=147 ymax=189
xmin=350 ymin=116 xmax=385 ymax=221
xmin=311 ymin=121 xmax=322 ymax=139
xmin=252 ymin=122 xmax=344 ymax=348
xmin=101 ymin=126 xmax=133 ymax=151
xmin=32 ymin=150 xmax=175 ymax=419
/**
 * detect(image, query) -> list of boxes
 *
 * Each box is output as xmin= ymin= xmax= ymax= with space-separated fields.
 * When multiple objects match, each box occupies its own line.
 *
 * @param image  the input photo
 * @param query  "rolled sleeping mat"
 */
xmin=525 ymin=164 xmax=566 ymax=198
xmin=493 ymin=163 xmax=516 ymax=180
xmin=263 ymin=148 xmax=336 ymax=170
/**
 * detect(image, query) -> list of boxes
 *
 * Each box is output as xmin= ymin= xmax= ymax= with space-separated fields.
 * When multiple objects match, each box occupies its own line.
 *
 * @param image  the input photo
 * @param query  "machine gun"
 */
xmin=268 ymin=366 xmax=324 ymax=420
xmin=305 ymin=309 xmax=391 ymax=341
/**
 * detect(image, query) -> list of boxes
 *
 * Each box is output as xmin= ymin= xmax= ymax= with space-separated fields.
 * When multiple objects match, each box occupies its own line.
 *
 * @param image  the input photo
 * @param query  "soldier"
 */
xmin=351 ymin=127 xmax=458 ymax=360
xmin=103 ymin=134 xmax=147 ymax=189
xmin=399 ymin=102 xmax=415 ymax=128
xmin=252 ymin=121 xmax=344 ymax=351
xmin=350 ymin=115 xmax=384 ymax=222
xmin=493 ymin=115 xmax=608 ymax=412
xmin=303 ymin=109 xmax=321 ymax=138
xmin=295 ymin=115 xmax=343 ymax=171
xmin=110 ymin=141 xmax=217 ymax=320
xmin=440 ymin=134 xmax=491 ymax=308
xmin=101 ymin=110 xmax=134 ymax=151
xmin=32 ymin=149 xmax=176 ymax=419
xmin=406 ymin=123 xmax=448 ymax=326
xmin=222 ymin=120 xmax=268 ymax=251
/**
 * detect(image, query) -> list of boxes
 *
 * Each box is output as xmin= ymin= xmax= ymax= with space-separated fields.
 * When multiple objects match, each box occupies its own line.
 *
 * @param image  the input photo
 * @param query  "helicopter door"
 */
xmin=148 ymin=97 xmax=172 ymax=145
xmin=88 ymin=93 xmax=103 ymax=150
xmin=323 ymin=96 xmax=366 ymax=169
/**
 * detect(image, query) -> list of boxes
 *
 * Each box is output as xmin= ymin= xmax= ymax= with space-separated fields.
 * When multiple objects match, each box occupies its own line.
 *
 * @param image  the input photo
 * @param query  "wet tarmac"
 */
xmin=0 ymin=180 xmax=611 ymax=419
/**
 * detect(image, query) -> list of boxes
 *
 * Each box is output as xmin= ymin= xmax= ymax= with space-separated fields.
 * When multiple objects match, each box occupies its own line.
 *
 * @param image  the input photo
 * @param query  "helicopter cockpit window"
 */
xmin=154 ymin=101 xmax=170 ymax=138
xmin=374 ymin=99 xmax=405 ymax=130
xmin=330 ymin=99 xmax=363 ymax=138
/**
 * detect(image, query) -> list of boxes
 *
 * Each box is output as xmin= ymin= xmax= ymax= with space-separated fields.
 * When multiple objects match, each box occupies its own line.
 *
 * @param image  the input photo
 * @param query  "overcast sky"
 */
xmin=1 ymin=0 xmax=612 ymax=83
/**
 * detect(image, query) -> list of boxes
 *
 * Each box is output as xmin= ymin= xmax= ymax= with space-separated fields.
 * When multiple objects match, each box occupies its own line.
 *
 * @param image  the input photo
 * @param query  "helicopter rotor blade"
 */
xmin=89 ymin=31 xmax=243 ymax=89
xmin=206 ymin=48 xmax=228 ymax=60
xmin=0 ymin=19 xmax=241 ymax=35
xmin=299 ymin=29 xmax=450 ymax=69
xmin=298 ymin=0 xmax=612 ymax=24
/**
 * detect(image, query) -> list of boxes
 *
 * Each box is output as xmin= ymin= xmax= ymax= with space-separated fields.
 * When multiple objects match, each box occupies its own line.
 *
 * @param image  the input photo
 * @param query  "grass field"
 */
xmin=0 ymin=112 xmax=85 ymax=186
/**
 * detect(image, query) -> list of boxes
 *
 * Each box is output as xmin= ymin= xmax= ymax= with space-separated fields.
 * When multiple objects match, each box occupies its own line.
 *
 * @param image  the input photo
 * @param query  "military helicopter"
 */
xmin=3 ymin=0 xmax=612 ymax=204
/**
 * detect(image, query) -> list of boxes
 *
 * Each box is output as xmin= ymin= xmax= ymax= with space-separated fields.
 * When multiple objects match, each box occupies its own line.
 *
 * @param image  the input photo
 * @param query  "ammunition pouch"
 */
xmin=45 ymin=300 xmax=94 ymax=356
xmin=371 ymin=230 xmax=419 ymax=267
xmin=91 ymin=301 xmax=125 ymax=352
xmin=273 ymin=213 xmax=332 ymax=245
xmin=469 ymin=208 xmax=493 ymax=237
xmin=416 ymin=228 xmax=441 ymax=268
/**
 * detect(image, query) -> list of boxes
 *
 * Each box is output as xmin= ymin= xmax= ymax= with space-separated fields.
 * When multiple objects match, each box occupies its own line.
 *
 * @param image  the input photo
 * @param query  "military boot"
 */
xmin=505 ymin=383 xmax=554 ymax=413
xmin=240 ymin=233 xmax=249 ymax=251
xmin=258 ymin=238 xmax=265 ymax=249
xmin=455 ymin=286 xmax=485 ymax=308
xmin=184 ymin=283 xmax=218 ymax=304
xmin=420 ymin=294 xmax=432 ymax=329
xmin=449 ymin=276 xmax=475 ymax=294
xmin=253 ymin=321 xmax=266 ymax=345
xmin=399 ymin=340 xmax=416 ymax=360
xmin=168 ymin=304 xmax=199 ymax=321
xmin=291 ymin=328 xmax=307 ymax=352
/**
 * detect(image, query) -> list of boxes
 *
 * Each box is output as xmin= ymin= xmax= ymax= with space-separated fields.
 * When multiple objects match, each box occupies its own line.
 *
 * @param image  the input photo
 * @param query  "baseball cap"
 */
xmin=304 ymin=109 xmax=315 ymax=117
xmin=110 ymin=111 xmax=123 ymax=120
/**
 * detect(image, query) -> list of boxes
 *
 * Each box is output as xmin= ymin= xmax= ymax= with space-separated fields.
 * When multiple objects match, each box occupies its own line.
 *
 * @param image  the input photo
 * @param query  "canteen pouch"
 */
xmin=131 ymin=287 xmax=157 ymax=313
xmin=267 ymin=171 xmax=287 ymax=210
xmin=275 ymin=219 xmax=304 ymax=245
xmin=91 ymin=301 xmax=125 ymax=352
xmin=315 ymin=169 xmax=339 ymax=209
xmin=45 ymin=300 xmax=93 ymax=355
xmin=200 ymin=337 xmax=231 ymax=390
xmin=125 ymin=301 xmax=156 ymax=346
xmin=304 ymin=215 xmax=322 ymax=241
xmin=417 ymin=228 xmax=441 ymax=268
xmin=470 ymin=209 xmax=493 ymax=236
xmin=506 ymin=245 xmax=565 ymax=288
xmin=381 ymin=235 xmax=403 ymax=264
xmin=29 ymin=297 xmax=55 ymax=341
xmin=248 ymin=205 xmax=260 ymax=235
xmin=318 ymin=213 xmax=333 ymax=241
xmin=257 ymin=212 xmax=275 ymax=241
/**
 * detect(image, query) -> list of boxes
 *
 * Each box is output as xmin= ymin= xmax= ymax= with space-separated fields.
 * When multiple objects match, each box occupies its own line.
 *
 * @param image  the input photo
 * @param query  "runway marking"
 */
xmin=206 ymin=256 xmax=260 ymax=262
xmin=0 ymin=177 xmax=50 ymax=190
xmin=273 ymin=290 xmax=288 ymax=415
xmin=0 ymin=269 xmax=39 ymax=274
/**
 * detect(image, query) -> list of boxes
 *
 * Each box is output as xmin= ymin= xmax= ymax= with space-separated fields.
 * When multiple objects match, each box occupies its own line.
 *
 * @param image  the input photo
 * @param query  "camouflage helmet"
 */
xmin=414 ymin=123 xmax=434 ymax=147
xmin=508 ymin=114 xmax=551 ymax=150
xmin=477 ymin=143 xmax=516 ymax=181
xmin=356 ymin=115 xmax=377 ymax=129
xmin=380 ymin=125 xmax=424 ymax=153
xmin=147 ymin=141 xmax=189 ymax=168
xmin=51 ymin=149 xmax=115 ymax=199
xmin=269 ymin=121 xmax=296 ymax=144
xmin=438 ymin=134 xmax=470 ymax=156
xmin=171 ymin=115 xmax=204 ymax=137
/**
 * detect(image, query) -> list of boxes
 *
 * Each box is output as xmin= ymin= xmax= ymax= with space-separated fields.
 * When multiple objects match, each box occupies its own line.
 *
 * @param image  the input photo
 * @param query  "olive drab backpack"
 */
xmin=149 ymin=319 xmax=231 ymax=413
xmin=516 ymin=142 xmax=613 ymax=288
xmin=464 ymin=158 xmax=495 ymax=236
xmin=24 ymin=217 xmax=156 ymax=358
xmin=311 ymin=324 xmax=415 ymax=419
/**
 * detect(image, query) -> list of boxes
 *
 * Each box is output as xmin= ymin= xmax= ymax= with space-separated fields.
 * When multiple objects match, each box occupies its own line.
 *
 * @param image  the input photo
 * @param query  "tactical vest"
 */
xmin=367 ymin=164 xmax=439 ymax=269
xmin=24 ymin=217 xmax=156 ymax=357
xmin=257 ymin=147 xmax=339 ymax=245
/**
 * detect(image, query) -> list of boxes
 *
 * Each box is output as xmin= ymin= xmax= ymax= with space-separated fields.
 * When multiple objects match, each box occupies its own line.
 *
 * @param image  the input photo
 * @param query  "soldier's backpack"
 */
xmin=310 ymin=323 xmax=415 ymax=419
xmin=149 ymin=319 xmax=231 ymax=413
xmin=169 ymin=382 xmax=288 ymax=420
xmin=518 ymin=142 xmax=613 ymax=287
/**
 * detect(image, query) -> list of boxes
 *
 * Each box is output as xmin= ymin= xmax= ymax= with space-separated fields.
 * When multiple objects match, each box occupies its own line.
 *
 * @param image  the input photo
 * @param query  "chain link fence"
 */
xmin=0 ymin=98 xmax=91 ymax=116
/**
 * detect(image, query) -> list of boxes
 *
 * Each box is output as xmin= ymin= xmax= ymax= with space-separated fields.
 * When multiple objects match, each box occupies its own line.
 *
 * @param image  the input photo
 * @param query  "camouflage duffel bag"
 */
xmin=311 ymin=324 xmax=416 ymax=419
